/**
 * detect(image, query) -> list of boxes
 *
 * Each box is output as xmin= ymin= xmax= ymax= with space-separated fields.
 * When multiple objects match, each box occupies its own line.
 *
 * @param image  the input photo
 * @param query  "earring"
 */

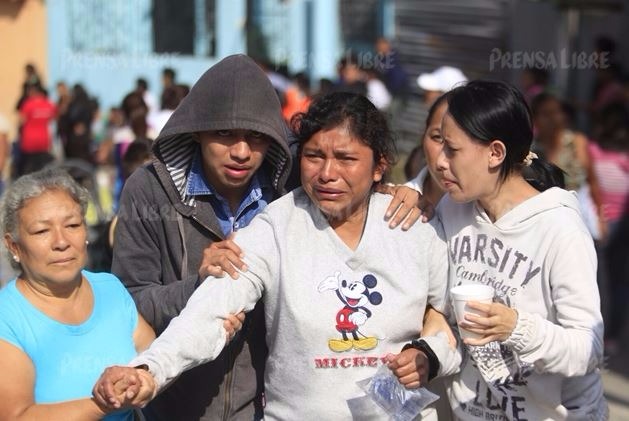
xmin=85 ymin=240 xmax=89 ymax=245
xmin=12 ymin=255 xmax=19 ymax=262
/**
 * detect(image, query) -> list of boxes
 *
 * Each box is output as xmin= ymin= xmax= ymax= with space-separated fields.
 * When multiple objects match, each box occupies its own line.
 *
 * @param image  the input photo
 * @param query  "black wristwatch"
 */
xmin=401 ymin=339 xmax=440 ymax=381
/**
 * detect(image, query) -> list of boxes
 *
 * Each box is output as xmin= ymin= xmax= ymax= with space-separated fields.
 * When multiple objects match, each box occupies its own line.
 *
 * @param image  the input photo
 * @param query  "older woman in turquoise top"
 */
xmin=0 ymin=168 xmax=156 ymax=420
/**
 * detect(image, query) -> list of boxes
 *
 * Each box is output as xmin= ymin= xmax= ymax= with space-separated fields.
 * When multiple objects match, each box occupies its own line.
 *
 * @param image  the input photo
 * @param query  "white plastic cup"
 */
xmin=450 ymin=284 xmax=495 ymax=340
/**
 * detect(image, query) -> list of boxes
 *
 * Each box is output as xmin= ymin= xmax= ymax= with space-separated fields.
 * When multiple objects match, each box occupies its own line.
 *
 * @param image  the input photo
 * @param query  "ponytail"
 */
xmin=522 ymin=157 xmax=565 ymax=191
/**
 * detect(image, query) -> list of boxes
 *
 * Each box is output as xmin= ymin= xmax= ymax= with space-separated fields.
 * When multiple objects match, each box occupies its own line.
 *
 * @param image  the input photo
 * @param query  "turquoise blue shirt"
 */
xmin=186 ymin=153 xmax=273 ymax=236
xmin=0 ymin=271 xmax=137 ymax=420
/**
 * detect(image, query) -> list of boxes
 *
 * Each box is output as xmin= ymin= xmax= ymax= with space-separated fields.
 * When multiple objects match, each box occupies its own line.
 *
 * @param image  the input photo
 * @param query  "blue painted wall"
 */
xmin=47 ymin=0 xmax=345 ymax=110
xmin=47 ymin=0 xmax=247 ymax=111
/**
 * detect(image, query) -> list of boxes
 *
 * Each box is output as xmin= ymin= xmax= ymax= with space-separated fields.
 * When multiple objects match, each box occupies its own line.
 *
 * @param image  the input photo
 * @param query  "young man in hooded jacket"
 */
xmin=112 ymin=54 xmax=292 ymax=421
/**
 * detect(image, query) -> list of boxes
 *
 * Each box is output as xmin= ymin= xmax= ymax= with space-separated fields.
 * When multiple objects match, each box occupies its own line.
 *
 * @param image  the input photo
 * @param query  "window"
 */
xmin=67 ymin=0 xmax=216 ymax=57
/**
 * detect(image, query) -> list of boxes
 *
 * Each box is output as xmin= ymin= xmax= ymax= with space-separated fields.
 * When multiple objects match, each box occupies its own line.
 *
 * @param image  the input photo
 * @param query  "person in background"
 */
xmin=149 ymin=85 xmax=184 ymax=135
xmin=335 ymin=55 xmax=367 ymax=96
xmin=374 ymin=37 xmax=409 ymax=101
xmin=162 ymin=68 xmax=176 ymax=92
xmin=0 ymin=168 xmax=156 ymax=420
xmin=94 ymin=107 xmax=124 ymax=166
xmin=112 ymin=91 xmax=153 ymax=208
xmin=136 ymin=78 xmax=158 ymax=125
xmin=121 ymin=138 xmax=152 ymax=183
xmin=520 ymin=67 xmax=549 ymax=105
xmin=17 ymin=84 xmax=56 ymax=177
xmin=317 ymin=78 xmax=334 ymax=96
xmin=413 ymin=66 xmax=467 ymax=149
xmin=403 ymin=145 xmax=424 ymax=182
xmin=588 ymin=103 xmax=629 ymax=353
xmin=15 ymin=63 xmax=43 ymax=112
xmin=530 ymin=92 xmax=604 ymax=238
xmin=64 ymin=84 xmax=97 ymax=163
xmin=364 ymin=67 xmax=392 ymax=111
xmin=405 ymin=93 xmax=450 ymax=206
xmin=0 ymin=112 xmax=9 ymax=194
xmin=55 ymin=81 xmax=72 ymax=147
xmin=282 ymin=72 xmax=312 ymax=123
xmin=590 ymin=37 xmax=624 ymax=116
xmin=404 ymin=73 xmax=467 ymax=185
xmin=416 ymin=66 xmax=467 ymax=106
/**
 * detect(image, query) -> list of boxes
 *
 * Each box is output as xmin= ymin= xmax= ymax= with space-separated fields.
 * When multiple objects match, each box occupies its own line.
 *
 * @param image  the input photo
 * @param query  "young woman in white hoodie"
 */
xmin=423 ymin=80 xmax=607 ymax=420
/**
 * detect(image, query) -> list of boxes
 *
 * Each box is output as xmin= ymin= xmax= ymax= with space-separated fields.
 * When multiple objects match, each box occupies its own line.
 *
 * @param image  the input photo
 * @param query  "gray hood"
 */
xmin=152 ymin=54 xmax=292 ymax=209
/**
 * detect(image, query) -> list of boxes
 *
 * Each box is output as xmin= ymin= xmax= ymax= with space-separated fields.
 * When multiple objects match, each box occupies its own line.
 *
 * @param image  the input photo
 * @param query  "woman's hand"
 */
xmin=223 ymin=312 xmax=246 ymax=342
xmin=198 ymin=236 xmax=246 ymax=280
xmin=385 ymin=348 xmax=429 ymax=389
xmin=93 ymin=366 xmax=156 ymax=410
xmin=459 ymin=301 xmax=518 ymax=346
xmin=377 ymin=184 xmax=434 ymax=229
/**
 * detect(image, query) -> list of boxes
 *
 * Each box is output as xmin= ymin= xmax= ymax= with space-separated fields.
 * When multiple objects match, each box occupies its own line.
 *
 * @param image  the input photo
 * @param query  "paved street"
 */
xmin=604 ymin=330 xmax=629 ymax=421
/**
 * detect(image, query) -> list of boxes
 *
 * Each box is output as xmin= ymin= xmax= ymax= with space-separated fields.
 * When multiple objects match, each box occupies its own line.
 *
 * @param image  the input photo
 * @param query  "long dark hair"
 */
xmin=447 ymin=80 xmax=564 ymax=191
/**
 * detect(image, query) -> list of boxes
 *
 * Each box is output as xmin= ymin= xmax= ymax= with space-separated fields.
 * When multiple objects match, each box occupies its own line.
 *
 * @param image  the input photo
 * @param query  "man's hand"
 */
xmin=377 ymin=185 xmax=434 ymax=230
xmin=198 ymin=236 xmax=246 ymax=280
xmin=385 ymin=348 xmax=429 ymax=389
xmin=223 ymin=312 xmax=246 ymax=342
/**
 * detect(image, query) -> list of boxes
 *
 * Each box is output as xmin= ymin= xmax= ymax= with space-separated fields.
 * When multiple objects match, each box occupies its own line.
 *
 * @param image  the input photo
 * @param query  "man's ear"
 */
xmin=488 ymin=140 xmax=507 ymax=169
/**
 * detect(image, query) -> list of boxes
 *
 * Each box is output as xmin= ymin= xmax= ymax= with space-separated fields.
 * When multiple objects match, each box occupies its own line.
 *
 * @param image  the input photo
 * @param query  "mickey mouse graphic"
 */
xmin=318 ymin=271 xmax=382 ymax=352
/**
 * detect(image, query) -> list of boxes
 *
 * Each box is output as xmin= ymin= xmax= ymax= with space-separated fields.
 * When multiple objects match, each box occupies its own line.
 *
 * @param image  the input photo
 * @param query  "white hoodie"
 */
xmin=438 ymin=187 xmax=607 ymax=421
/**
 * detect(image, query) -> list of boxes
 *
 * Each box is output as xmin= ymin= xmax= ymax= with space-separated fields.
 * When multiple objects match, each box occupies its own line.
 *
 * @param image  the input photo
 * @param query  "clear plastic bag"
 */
xmin=357 ymin=365 xmax=439 ymax=421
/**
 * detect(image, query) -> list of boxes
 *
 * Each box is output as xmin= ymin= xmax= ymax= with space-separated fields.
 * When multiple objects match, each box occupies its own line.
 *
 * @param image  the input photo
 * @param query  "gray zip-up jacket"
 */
xmin=112 ymin=54 xmax=292 ymax=421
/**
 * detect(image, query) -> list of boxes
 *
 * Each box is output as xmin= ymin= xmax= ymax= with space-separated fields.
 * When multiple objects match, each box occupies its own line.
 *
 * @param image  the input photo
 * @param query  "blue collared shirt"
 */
xmin=186 ymin=154 xmax=272 ymax=236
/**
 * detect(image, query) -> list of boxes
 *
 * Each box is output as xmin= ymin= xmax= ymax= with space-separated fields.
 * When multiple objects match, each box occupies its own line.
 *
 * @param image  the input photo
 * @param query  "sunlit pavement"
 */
xmin=604 ymin=370 xmax=629 ymax=420
xmin=604 ymin=331 xmax=629 ymax=421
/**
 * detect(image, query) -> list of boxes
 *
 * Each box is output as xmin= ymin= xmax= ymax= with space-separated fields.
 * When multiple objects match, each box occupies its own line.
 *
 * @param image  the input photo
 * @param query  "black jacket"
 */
xmin=112 ymin=54 xmax=292 ymax=421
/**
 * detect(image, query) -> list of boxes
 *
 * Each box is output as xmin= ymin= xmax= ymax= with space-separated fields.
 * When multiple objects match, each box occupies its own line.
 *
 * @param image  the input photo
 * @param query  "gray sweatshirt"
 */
xmin=132 ymin=189 xmax=460 ymax=420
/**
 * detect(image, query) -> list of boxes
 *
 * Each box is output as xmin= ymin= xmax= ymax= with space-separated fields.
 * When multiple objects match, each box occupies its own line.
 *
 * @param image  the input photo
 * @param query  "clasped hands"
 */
xmin=92 ymin=312 xmax=245 ymax=411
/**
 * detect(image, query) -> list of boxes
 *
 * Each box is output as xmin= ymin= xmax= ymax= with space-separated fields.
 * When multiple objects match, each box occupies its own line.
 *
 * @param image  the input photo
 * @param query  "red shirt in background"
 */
xmin=19 ymin=95 xmax=56 ymax=153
